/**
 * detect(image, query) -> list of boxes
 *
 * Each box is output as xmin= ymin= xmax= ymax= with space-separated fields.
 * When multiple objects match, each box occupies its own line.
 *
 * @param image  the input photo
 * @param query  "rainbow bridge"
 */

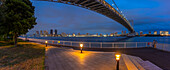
xmin=36 ymin=0 xmax=135 ymax=33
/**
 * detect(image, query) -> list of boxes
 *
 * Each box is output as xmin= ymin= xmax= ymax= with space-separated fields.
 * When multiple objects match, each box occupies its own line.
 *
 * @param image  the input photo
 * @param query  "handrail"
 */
xmin=19 ymin=37 xmax=170 ymax=52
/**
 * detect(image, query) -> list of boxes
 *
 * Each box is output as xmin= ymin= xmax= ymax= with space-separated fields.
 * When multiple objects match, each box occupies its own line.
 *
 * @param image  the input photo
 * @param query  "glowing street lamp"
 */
xmin=58 ymin=41 xmax=60 ymax=44
xmin=115 ymin=54 xmax=121 ymax=70
xmin=80 ymin=43 xmax=83 ymax=53
xmin=45 ymin=41 xmax=48 ymax=47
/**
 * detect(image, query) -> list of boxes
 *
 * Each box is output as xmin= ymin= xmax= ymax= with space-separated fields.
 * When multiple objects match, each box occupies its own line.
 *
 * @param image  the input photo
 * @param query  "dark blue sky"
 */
xmin=28 ymin=0 xmax=170 ymax=34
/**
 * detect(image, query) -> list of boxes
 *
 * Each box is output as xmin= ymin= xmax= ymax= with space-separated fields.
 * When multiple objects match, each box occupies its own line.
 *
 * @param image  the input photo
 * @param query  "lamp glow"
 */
xmin=58 ymin=41 xmax=60 ymax=43
xmin=80 ymin=44 xmax=83 ymax=48
xmin=115 ymin=54 xmax=121 ymax=70
xmin=80 ymin=43 xmax=83 ymax=53
xmin=115 ymin=54 xmax=120 ymax=60
xmin=45 ymin=41 xmax=48 ymax=47
xmin=45 ymin=41 xmax=48 ymax=44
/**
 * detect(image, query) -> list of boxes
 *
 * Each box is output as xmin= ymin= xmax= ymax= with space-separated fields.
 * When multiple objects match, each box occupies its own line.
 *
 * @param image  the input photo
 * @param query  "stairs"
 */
xmin=122 ymin=54 xmax=162 ymax=70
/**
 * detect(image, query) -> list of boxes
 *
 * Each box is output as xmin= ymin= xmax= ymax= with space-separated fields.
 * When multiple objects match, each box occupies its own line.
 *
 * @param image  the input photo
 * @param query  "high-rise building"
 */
xmin=61 ymin=32 xmax=67 ymax=37
xmin=114 ymin=32 xmax=118 ymax=36
xmin=36 ymin=31 xmax=39 ymax=35
xmin=72 ymin=33 xmax=76 ymax=37
xmin=124 ymin=31 xmax=126 ymax=35
xmin=149 ymin=31 xmax=151 ymax=35
xmin=40 ymin=30 xmax=43 ymax=35
xmin=46 ymin=30 xmax=48 ymax=35
xmin=43 ymin=31 xmax=46 ymax=35
xmin=140 ymin=31 xmax=143 ymax=35
xmin=121 ymin=31 xmax=124 ymax=35
xmin=100 ymin=33 xmax=103 ymax=36
xmin=160 ymin=31 xmax=169 ymax=35
xmin=154 ymin=31 xmax=157 ymax=35
xmin=44 ymin=30 xmax=48 ymax=35
xmin=110 ymin=33 xmax=114 ymax=36
xmin=50 ymin=29 xmax=53 ymax=35
xmin=78 ymin=33 xmax=80 ymax=35
xmin=96 ymin=33 xmax=98 ymax=35
xmin=33 ymin=33 xmax=35 ymax=37
xmin=54 ymin=29 xmax=57 ymax=35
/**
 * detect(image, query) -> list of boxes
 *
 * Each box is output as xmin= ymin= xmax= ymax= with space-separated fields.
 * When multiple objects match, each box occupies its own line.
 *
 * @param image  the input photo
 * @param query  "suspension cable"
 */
xmin=111 ymin=0 xmax=121 ymax=13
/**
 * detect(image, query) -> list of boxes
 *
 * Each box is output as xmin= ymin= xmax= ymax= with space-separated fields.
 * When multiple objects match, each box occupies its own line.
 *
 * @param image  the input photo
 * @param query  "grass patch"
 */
xmin=0 ymin=39 xmax=26 ymax=46
xmin=0 ymin=41 xmax=14 ymax=46
xmin=0 ymin=41 xmax=45 ymax=70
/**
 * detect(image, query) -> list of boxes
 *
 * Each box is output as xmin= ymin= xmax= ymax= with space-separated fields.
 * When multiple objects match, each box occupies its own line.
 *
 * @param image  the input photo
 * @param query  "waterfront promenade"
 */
xmin=45 ymin=46 xmax=128 ymax=70
xmin=18 ymin=38 xmax=168 ymax=69
xmin=45 ymin=45 xmax=163 ymax=70
xmin=71 ymin=47 xmax=170 ymax=70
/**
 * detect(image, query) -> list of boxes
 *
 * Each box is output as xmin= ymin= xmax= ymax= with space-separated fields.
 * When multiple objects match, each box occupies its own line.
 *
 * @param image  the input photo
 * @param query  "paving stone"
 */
xmin=45 ymin=46 xmax=128 ymax=70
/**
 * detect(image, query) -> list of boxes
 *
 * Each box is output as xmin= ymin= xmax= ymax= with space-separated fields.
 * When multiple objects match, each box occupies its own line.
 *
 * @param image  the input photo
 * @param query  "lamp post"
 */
xmin=80 ymin=43 xmax=83 ymax=53
xmin=45 ymin=41 xmax=48 ymax=47
xmin=115 ymin=54 xmax=121 ymax=70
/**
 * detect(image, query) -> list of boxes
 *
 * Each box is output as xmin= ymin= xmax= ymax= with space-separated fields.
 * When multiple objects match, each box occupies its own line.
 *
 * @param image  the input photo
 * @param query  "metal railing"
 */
xmin=156 ymin=43 xmax=170 ymax=52
xmin=19 ymin=37 xmax=170 ymax=52
xmin=19 ymin=37 xmax=149 ymax=48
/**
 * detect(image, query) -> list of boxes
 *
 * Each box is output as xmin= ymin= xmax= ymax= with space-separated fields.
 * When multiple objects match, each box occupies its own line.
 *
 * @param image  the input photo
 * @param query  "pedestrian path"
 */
xmin=45 ymin=46 xmax=162 ymax=70
xmin=45 ymin=46 xmax=127 ymax=70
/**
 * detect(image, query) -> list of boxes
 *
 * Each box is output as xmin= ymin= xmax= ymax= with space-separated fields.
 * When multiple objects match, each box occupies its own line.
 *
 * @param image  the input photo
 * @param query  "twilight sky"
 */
xmin=28 ymin=0 xmax=170 ymax=34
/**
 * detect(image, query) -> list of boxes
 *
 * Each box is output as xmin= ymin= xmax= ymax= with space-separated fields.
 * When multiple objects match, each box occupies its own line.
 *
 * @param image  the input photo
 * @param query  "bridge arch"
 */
xmin=36 ymin=0 xmax=135 ymax=33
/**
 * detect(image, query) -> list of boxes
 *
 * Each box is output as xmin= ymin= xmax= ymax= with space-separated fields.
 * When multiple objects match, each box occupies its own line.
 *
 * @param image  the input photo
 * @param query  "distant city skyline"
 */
xmin=28 ymin=0 xmax=170 ymax=35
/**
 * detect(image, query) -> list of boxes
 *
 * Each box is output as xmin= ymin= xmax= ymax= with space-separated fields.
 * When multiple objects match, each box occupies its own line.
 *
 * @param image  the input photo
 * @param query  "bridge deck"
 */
xmin=37 ymin=0 xmax=134 ymax=32
xmin=45 ymin=46 xmax=128 ymax=70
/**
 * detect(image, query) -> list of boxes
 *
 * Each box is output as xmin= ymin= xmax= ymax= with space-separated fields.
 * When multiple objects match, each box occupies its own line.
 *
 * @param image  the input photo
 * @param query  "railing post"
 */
xmin=70 ymin=42 xmax=72 ymax=46
xmin=100 ymin=43 xmax=102 ymax=48
xmin=124 ymin=42 xmax=126 ymax=48
xmin=136 ymin=42 xmax=137 ymax=48
xmin=163 ymin=44 xmax=164 ymax=50
xmin=89 ymin=42 xmax=91 ymax=48
xmin=63 ymin=41 xmax=65 ymax=46
xmin=112 ymin=43 xmax=114 ymax=48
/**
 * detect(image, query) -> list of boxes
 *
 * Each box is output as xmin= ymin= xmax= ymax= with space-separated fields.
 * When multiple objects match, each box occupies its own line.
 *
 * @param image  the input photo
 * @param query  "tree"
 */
xmin=0 ymin=0 xmax=37 ymax=46
xmin=0 ymin=0 xmax=7 ymax=39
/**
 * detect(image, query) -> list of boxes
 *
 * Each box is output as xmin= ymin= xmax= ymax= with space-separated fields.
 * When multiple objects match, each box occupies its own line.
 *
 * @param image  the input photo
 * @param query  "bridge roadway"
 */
xmin=36 ymin=0 xmax=135 ymax=33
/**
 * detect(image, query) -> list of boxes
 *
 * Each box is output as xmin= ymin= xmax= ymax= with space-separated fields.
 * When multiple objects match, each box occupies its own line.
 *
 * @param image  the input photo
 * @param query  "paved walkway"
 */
xmin=45 ymin=46 xmax=128 ymax=70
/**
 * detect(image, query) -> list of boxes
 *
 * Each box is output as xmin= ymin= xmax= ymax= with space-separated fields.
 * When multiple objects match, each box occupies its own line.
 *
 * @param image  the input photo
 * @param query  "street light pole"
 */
xmin=80 ymin=43 xmax=83 ymax=53
xmin=45 ymin=41 xmax=48 ymax=47
xmin=115 ymin=54 xmax=121 ymax=70
xmin=81 ymin=47 xmax=82 ymax=53
xmin=116 ymin=60 xmax=119 ymax=70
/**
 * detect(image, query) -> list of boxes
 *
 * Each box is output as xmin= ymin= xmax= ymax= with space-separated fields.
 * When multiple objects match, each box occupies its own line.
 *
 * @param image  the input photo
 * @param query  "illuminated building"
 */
xmin=36 ymin=31 xmax=39 ymax=35
xmin=72 ymin=33 xmax=76 ymax=37
xmin=149 ymin=31 xmax=151 ymax=35
xmin=50 ymin=29 xmax=53 ymax=35
xmin=54 ymin=29 xmax=58 ymax=35
xmin=154 ymin=31 xmax=157 ymax=35
xmin=160 ymin=31 xmax=169 ymax=36
xmin=78 ymin=33 xmax=80 ymax=35
xmin=140 ymin=31 xmax=143 ymax=35
xmin=40 ymin=30 xmax=43 ymax=35
xmin=121 ymin=31 xmax=124 ymax=35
